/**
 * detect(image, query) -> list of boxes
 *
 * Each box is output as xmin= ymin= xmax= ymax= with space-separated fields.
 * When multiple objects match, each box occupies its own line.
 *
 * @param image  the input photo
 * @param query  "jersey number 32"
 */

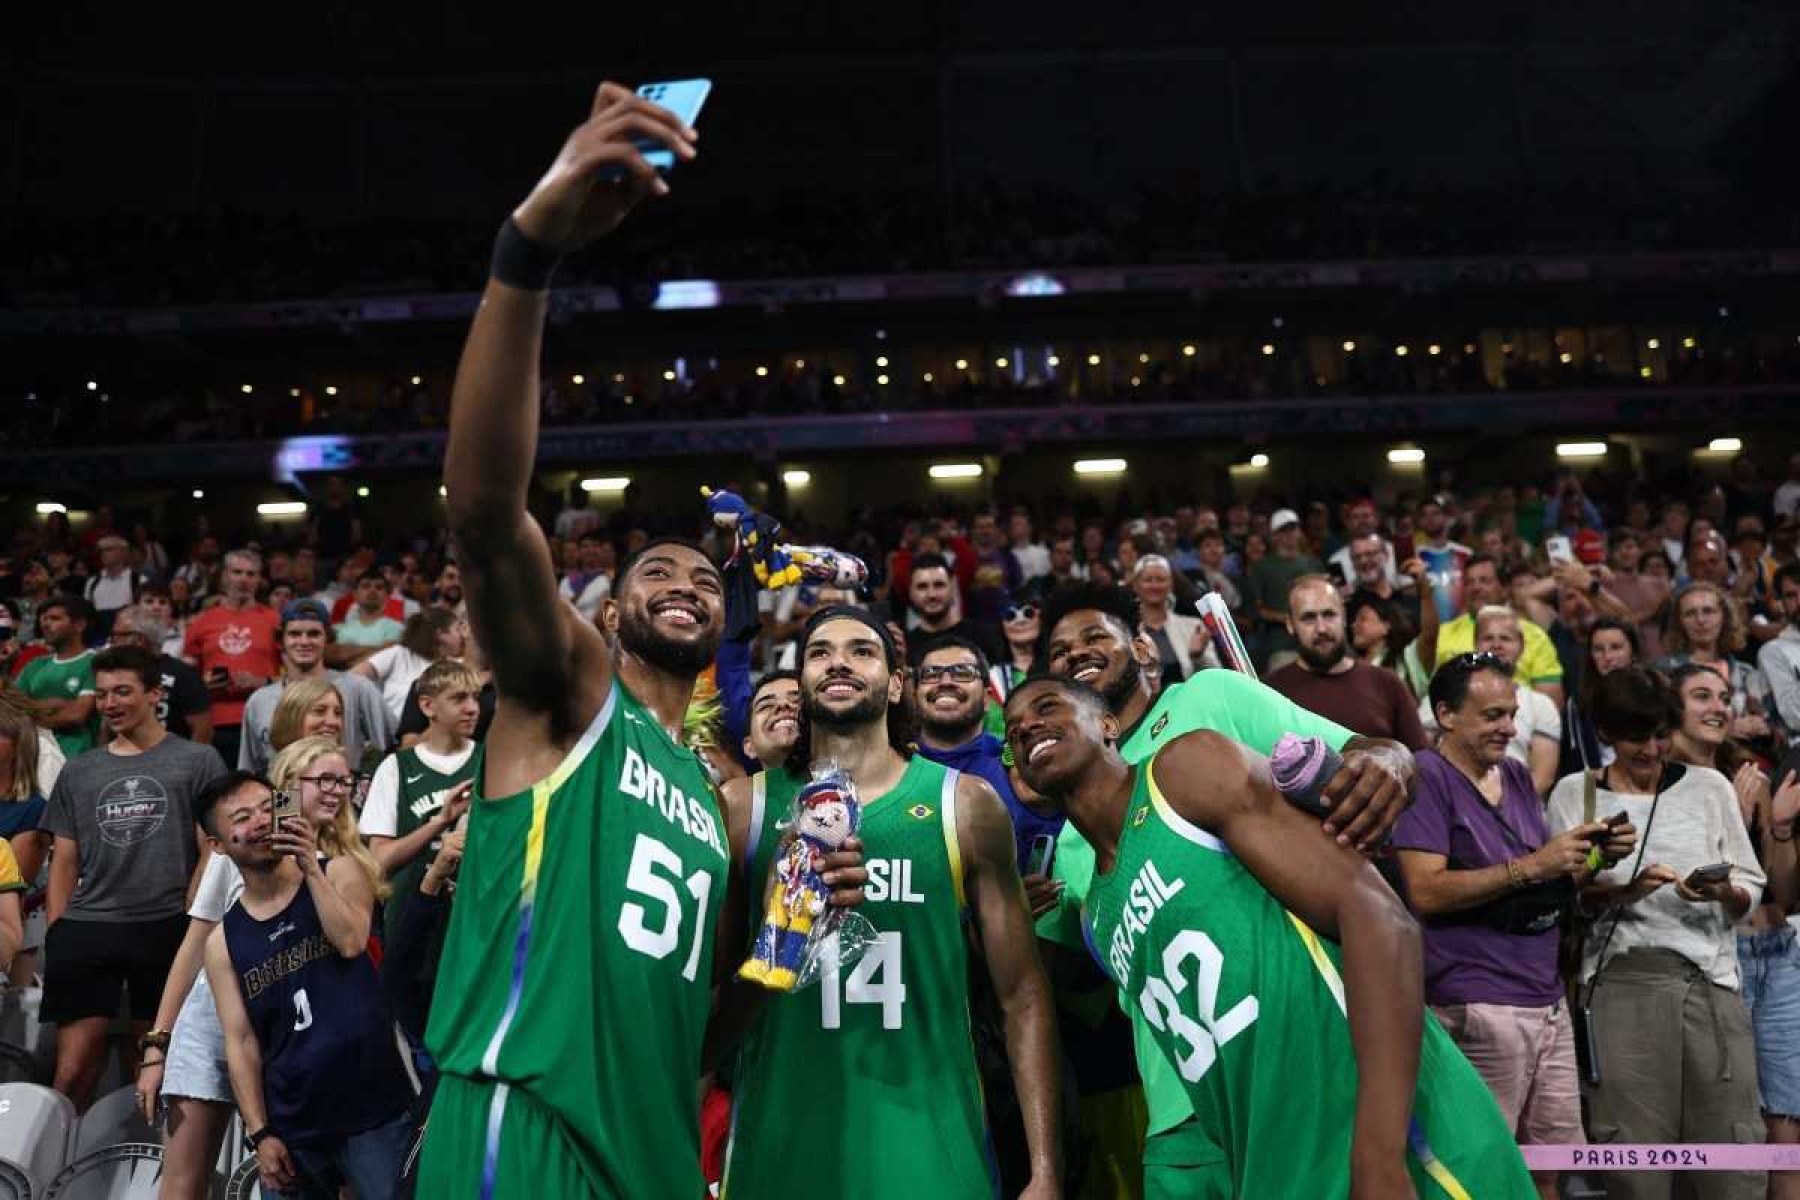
xmin=1137 ymin=929 xmax=1258 ymax=1083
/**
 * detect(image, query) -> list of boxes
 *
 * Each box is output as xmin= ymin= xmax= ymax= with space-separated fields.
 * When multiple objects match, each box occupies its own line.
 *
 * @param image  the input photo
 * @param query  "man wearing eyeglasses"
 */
xmin=912 ymin=636 xmax=1061 ymax=875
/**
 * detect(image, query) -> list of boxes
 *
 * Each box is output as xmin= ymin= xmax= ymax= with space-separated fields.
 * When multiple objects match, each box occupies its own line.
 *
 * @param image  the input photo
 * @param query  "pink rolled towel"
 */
xmin=1269 ymin=733 xmax=1342 ymax=817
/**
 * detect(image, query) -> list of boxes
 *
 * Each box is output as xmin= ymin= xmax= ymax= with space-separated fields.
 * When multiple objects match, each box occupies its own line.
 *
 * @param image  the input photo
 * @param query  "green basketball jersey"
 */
xmin=724 ymin=756 xmax=994 ymax=1200
xmin=424 ymin=680 xmax=729 ymax=1198
xmin=1038 ymin=670 xmax=1358 ymax=1142
xmin=1083 ymin=755 xmax=1535 ymax=1200
xmin=382 ymin=744 xmax=477 ymax=944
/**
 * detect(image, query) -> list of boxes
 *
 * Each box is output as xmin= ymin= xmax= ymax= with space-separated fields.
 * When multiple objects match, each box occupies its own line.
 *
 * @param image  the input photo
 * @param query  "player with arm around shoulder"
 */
xmin=1008 ymin=674 xmax=1536 ymax=1200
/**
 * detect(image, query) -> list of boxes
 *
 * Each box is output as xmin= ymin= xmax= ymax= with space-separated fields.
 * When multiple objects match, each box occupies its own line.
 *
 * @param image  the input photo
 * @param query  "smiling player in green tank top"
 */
xmin=417 ymin=85 xmax=867 ymax=1199
xmin=720 ymin=608 xmax=1062 ymax=1199
xmin=1007 ymin=675 xmax=1535 ymax=1199
xmin=1032 ymin=584 xmax=1419 ymax=1195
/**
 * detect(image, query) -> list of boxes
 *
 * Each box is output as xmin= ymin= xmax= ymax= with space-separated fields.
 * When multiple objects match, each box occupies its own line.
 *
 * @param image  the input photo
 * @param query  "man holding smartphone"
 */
xmin=1392 ymin=653 xmax=1636 ymax=1200
xmin=198 ymin=772 xmax=415 ymax=1198
xmin=415 ymin=84 xmax=867 ymax=1199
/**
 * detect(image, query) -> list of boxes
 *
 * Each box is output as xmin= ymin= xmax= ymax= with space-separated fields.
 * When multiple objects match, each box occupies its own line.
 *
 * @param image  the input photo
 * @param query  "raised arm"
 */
xmin=1158 ymin=731 xmax=1420 ymax=1199
xmin=446 ymin=83 xmax=695 ymax=716
xmin=268 ymin=815 xmax=374 ymax=956
xmin=958 ymin=774 xmax=1061 ymax=1197
xmin=1402 ymin=556 xmax=1441 ymax=669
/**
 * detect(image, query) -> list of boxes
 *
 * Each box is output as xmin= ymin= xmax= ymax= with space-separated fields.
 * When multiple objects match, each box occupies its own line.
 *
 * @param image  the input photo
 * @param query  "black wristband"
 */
xmin=490 ymin=217 xmax=563 ymax=291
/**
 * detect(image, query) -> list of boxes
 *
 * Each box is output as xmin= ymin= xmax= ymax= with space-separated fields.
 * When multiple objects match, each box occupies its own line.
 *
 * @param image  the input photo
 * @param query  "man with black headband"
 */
xmin=1031 ymin=581 xmax=1416 ymax=1197
xmin=722 ymin=606 xmax=1062 ymax=1199
xmin=416 ymin=87 xmax=865 ymax=1199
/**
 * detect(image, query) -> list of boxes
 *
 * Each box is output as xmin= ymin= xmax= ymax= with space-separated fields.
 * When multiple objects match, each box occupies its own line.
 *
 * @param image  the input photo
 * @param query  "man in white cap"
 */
xmin=1251 ymin=507 xmax=1325 ymax=671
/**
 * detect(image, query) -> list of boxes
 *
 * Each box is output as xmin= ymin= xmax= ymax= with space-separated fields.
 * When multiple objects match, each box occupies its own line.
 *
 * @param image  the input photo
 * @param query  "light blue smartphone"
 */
xmin=636 ymin=79 xmax=711 ymax=170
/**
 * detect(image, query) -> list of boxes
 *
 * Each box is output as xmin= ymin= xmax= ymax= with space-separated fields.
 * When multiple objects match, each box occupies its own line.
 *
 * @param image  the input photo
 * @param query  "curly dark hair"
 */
xmin=1036 ymin=581 xmax=1142 ymax=663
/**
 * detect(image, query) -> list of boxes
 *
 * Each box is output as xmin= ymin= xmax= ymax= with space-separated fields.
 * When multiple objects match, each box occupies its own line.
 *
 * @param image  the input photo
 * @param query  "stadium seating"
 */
xmin=0 ymin=1083 xmax=76 ymax=1198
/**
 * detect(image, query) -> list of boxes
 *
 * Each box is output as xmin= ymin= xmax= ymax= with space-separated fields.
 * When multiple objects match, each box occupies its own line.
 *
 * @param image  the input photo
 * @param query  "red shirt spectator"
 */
xmin=183 ymin=551 xmax=280 ymax=727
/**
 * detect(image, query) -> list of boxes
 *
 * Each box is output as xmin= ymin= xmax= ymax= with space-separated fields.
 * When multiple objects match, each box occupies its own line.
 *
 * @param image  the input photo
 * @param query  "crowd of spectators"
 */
xmin=10 ymin=180 xmax=1800 ymax=309
xmin=0 ymin=444 xmax=1796 ymax=1194
xmin=13 ymin=325 xmax=1800 ymax=451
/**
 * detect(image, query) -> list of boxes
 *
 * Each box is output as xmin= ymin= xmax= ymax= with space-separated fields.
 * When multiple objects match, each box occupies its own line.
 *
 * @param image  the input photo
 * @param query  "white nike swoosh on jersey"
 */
xmin=405 ymin=775 xmax=425 ymax=784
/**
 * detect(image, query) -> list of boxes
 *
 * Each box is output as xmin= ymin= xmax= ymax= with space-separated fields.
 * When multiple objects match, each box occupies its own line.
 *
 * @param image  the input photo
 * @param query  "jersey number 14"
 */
xmin=820 ymin=932 xmax=906 ymax=1030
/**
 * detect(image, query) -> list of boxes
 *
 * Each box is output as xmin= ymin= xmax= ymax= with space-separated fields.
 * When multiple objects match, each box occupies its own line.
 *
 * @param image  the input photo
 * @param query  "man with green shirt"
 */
xmin=1034 ymin=583 xmax=1415 ymax=1196
xmin=17 ymin=596 xmax=99 ymax=758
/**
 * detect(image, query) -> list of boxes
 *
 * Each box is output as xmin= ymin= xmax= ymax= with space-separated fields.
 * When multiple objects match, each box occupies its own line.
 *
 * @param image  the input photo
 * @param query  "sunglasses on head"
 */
xmin=1452 ymin=651 xmax=1508 ymax=671
xmin=1002 ymin=604 xmax=1039 ymax=622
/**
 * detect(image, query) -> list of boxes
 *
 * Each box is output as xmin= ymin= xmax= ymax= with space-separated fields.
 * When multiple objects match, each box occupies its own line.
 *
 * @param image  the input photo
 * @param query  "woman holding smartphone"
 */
xmin=1547 ymin=667 xmax=1768 ymax=1200
xmin=136 ymin=736 xmax=383 ymax=1199
xmin=1666 ymin=662 xmax=1800 ymax=1194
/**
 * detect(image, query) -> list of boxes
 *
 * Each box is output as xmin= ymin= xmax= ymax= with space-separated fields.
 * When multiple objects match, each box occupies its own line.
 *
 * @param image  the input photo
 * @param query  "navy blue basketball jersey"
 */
xmin=222 ymin=872 xmax=414 ymax=1148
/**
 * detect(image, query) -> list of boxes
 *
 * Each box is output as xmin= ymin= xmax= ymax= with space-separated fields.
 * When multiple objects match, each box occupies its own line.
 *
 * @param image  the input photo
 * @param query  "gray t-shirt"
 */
xmin=40 ymin=736 xmax=228 ymax=922
xmin=238 ymin=670 xmax=393 ymax=774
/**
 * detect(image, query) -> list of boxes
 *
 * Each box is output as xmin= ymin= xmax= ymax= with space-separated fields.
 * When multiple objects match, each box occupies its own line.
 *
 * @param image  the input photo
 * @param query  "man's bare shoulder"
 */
xmin=1150 ymin=729 xmax=1259 ymax=830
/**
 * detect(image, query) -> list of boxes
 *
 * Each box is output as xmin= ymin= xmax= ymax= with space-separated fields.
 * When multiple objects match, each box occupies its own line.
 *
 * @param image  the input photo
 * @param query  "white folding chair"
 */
xmin=0 ymin=1082 xmax=77 ymax=1197
xmin=42 ymin=1143 xmax=165 ymax=1200
xmin=70 ymin=1088 xmax=156 ymax=1161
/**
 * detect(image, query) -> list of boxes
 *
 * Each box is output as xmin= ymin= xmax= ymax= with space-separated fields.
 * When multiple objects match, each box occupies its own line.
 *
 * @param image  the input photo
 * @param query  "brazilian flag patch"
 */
xmin=1132 ymin=805 xmax=1149 ymax=828
xmin=908 ymin=804 xmax=935 ymax=821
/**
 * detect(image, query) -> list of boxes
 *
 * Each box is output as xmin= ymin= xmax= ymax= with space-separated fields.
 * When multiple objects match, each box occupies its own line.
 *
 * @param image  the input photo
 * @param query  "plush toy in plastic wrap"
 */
xmin=738 ymin=764 xmax=878 ymax=991
xmin=703 ymin=486 xmax=868 ymax=592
